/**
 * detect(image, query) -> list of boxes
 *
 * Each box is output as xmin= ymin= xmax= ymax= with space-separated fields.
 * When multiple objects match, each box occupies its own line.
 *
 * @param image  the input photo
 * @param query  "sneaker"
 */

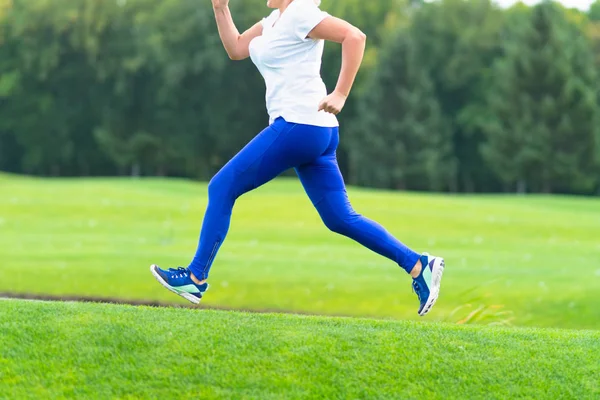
xmin=150 ymin=265 xmax=209 ymax=305
xmin=412 ymin=253 xmax=445 ymax=316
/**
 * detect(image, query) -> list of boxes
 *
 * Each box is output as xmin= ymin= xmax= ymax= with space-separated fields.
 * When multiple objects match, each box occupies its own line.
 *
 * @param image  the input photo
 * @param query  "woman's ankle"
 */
xmin=409 ymin=260 xmax=422 ymax=279
xmin=190 ymin=272 xmax=206 ymax=285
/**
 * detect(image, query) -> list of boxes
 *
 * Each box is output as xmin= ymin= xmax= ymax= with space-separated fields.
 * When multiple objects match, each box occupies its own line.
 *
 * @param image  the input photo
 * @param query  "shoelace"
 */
xmin=169 ymin=267 xmax=188 ymax=279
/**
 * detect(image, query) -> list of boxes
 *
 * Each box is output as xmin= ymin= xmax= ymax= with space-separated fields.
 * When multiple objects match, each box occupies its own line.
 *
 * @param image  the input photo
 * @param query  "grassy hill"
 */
xmin=0 ymin=174 xmax=599 ymax=328
xmin=0 ymin=299 xmax=598 ymax=399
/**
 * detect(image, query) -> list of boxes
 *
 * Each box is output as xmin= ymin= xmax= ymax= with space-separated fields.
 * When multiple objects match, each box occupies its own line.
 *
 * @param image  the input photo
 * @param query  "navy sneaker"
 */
xmin=150 ymin=265 xmax=209 ymax=304
xmin=412 ymin=253 xmax=445 ymax=316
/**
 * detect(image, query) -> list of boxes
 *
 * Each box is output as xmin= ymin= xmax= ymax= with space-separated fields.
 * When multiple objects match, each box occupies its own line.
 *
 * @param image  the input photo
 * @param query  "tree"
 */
xmin=0 ymin=0 xmax=119 ymax=176
xmin=347 ymin=31 xmax=455 ymax=191
xmin=480 ymin=1 xmax=599 ymax=193
xmin=589 ymin=0 xmax=600 ymax=21
xmin=94 ymin=0 xmax=235 ymax=177
xmin=409 ymin=0 xmax=505 ymax=192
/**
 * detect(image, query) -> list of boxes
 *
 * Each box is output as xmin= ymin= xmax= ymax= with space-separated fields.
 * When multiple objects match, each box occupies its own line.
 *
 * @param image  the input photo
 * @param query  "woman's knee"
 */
xmin=208 ymin=170 xmax=234 ymax=200
xmin=314 ymin=192 xmax=362 ymax=235
xmin=323 ymin=217 xmax=346 ymax=235
xmin=321 ymin=211 xmax=356 ymax=235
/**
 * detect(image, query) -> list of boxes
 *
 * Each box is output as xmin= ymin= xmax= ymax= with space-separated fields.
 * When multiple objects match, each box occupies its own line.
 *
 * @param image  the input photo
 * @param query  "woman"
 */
xmin=151 ymin=0 xmax=445 ymax=316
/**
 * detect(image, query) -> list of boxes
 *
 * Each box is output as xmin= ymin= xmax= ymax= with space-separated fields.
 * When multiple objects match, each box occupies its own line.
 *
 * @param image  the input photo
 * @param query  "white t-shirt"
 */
xmin=249 ymin=0 xmax=339 ymax=128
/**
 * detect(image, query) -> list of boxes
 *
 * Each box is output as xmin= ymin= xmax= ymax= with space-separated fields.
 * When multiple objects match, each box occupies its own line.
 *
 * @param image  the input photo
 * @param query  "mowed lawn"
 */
xmin=0 ymin=173 xmax=599 ymax=329
xmin=1 ymin=300 xmax=599 ymax=399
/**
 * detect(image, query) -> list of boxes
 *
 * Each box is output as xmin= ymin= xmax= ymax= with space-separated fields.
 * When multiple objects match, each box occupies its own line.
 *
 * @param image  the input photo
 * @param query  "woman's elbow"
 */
xmin=227 ymin=50 xmax=243 ymax=61
xmin=226 ymin=43 xmax=249 ymax=61
xmin=349 ymin=28 xmax=367 ymax=43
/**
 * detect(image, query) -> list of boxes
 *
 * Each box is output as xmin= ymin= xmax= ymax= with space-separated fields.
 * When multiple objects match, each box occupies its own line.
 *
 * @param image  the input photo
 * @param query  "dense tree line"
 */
xmin=0 ymin=0 xmax=599 ymax=194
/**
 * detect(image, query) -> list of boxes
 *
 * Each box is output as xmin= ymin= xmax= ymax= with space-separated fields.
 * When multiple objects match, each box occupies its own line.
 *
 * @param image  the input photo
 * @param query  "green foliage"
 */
xmin=480 ymin=2 xmax=599 ymax=193
xmin=347 ymin=31 xmax=455 ymax=190
xmin=408 ymin=0 xmax=505 ymax=192
xmin=589 ymin=0 xmax=600 ymax=21
xmin=1 ymin=300 xmax=599 ymax=398
xmin=0 ymin=0 xmax=599 ymax=194
xmin=1 ymin=174 xmax=599 ymax=329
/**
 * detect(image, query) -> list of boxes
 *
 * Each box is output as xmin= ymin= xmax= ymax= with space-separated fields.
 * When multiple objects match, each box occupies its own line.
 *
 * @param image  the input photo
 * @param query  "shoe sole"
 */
xmin=419 ymin=258 xmax=445 ymax=317
xmin=150 ymin=265 xmax=203 ymax=305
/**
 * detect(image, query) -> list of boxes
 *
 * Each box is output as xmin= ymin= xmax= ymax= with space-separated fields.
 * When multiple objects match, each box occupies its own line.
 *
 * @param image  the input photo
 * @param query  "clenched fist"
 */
xmin=318 ymin=91 xmax=347 ymax=115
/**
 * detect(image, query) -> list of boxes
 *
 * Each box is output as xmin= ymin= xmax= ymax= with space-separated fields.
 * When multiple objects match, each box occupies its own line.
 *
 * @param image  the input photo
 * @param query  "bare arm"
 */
xmin=309 ymin=17 xmax=366 ymax=107
xmin=212 ymin=3 xmax=263 ymax=61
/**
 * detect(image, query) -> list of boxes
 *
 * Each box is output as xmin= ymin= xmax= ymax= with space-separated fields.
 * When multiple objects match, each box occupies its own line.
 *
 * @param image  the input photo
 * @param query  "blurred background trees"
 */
xmin=0 ymin=0 xmax=599 ymax=194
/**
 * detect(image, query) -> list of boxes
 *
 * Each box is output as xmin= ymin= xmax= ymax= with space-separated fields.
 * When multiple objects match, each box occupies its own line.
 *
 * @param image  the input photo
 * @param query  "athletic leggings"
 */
xmin=188 ymin=117 xmax=420 ymax=280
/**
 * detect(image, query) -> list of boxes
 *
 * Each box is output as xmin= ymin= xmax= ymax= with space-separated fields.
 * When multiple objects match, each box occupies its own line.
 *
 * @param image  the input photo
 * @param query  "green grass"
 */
xmin=1 ymin=173 xmax=599 ymax=329
xmin=1 ymin=300 xmax=598 ymax=399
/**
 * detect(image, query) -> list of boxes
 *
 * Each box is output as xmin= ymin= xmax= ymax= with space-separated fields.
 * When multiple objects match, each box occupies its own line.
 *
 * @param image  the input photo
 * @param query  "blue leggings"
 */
xmin=188 ymin=117 xmax=420 ymax=280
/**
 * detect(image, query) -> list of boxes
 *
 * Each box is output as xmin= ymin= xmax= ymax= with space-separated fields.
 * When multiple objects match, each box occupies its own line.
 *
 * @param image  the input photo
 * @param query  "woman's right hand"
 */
xmin=211 ymin=0 xmax=229 ymax=10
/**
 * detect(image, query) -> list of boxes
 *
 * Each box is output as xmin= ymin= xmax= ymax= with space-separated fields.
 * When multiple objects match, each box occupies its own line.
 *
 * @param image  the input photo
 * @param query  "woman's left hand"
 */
xmin=318 ymin=91 xmax=347 ymax=115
